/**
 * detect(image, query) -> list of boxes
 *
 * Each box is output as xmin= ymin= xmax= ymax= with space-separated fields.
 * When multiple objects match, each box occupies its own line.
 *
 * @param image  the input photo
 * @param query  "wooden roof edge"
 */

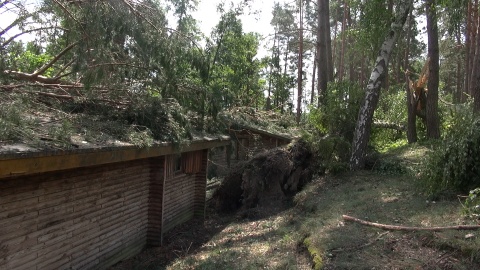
xmin=0 ymin=136 xmax=230 ymax=180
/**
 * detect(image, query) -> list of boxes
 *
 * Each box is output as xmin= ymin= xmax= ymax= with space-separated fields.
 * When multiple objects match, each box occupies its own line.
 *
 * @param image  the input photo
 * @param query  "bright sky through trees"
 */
xmin=190 ymin=0 xmax=290 ymax=58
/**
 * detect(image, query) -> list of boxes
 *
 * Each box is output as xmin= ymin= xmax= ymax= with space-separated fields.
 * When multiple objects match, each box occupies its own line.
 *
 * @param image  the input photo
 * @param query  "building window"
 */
xmin=174 ymin=154 xmax=182 ymax=173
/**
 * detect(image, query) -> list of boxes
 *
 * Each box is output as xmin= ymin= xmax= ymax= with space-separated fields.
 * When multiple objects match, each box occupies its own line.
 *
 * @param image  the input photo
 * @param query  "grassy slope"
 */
xmin=115 ymin=145 xmax=480 ymax=269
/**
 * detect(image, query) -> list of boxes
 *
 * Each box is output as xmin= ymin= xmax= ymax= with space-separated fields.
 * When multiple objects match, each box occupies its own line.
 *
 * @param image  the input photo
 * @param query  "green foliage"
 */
xmin=206 ymin=12 xmax=266 ymax=114
xmin=15 ymin=47 xmax=55 ymax=76
xmin=122 ymin=96 xmax=192 ymax=144
xmin=350 ymin=0 xmax=393 ymax=59
xmin=303 ymin=81 xmax=363 ymax=174
xmin=47 ymin=119 xmax=74 ymax=147
xmin=307 ymin=81 xmax=363 ymax=141
xmin=462 ymin=188 xmax=480 ymax=220
xmin=0 ymin=93 xmax=37 ymax=142
xmin=302 ymin=132 xmax=350 ymax=175
xmin=421 ymin=102 xmax=480 ymax=196
xmin=371 ymin=85 xmax=407 ymax=152
xmin=372 ymin=155 xmax=408 ymax=175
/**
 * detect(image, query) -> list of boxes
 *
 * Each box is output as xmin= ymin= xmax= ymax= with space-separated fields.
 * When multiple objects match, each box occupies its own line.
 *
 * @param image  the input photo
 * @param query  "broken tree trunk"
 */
xmin=343 ymin=215 xmax=480 ymax=231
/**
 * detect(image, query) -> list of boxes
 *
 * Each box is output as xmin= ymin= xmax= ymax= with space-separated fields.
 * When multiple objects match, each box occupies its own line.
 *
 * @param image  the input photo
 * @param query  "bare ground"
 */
xmin=111 ymin=149 xmax=480 ymax=269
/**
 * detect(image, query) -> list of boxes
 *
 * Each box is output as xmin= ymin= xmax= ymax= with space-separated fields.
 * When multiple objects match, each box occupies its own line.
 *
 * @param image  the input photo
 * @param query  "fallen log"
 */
xmin=342 ymin=215 xmax=480 ymax=231
xmin=372 ymin=121 xmax=406 ymax=132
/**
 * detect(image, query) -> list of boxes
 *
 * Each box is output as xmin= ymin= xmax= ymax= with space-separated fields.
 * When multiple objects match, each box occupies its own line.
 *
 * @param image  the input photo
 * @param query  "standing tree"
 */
xmin=404 ymin=8 xmax=417 ymax=143
xmin=425 ymin=0 xmax=440 ymax=139
xmin=269 ymin=2 xmax=296 ymax=112
xmin=350 ymin=0 xmax=413 ymax=170
xmin=316 ymin=0 xmax=329 ymax=106
xmin=296 ymin=0 xmax=304 ymax=123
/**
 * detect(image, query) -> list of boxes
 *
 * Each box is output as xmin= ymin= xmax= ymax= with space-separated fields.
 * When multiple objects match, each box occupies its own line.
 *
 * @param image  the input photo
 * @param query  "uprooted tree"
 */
xmin=213 ymin=140 xmax=313 ymax=212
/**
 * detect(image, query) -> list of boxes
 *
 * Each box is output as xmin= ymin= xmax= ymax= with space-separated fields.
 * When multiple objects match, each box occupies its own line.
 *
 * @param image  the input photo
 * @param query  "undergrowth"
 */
xmin=420 ymin=102 xmax=480 ymax=197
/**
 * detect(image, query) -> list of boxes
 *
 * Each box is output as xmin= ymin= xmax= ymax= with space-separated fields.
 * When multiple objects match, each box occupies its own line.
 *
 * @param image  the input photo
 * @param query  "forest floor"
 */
xmin=111 ymin=145 xmax=480 ymax=270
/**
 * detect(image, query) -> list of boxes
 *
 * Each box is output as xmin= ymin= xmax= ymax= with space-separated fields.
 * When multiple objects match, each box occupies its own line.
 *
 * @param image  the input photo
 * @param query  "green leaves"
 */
xmin=421 ymin=104 xmax=480 ymax=196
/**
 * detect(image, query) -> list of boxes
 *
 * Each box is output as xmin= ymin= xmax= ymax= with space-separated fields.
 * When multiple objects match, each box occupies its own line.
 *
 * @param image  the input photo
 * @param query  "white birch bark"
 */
xmin=350 ymin=0 xmax=413 ymax=170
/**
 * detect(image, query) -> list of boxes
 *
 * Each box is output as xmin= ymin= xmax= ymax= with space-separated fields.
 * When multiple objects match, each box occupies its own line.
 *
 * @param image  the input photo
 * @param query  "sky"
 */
xmin=188 ymin=0 xmax=292 ymax=58
xmin=192 ymin=0 xmax=286 ymax=38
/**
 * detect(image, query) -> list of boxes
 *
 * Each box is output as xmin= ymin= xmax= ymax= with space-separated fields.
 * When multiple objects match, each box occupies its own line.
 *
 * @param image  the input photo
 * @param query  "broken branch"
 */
xmin=342 ymin=215 xmax=480 ymax=231
xmin=33 ymin=41 xmax=78 ymax=76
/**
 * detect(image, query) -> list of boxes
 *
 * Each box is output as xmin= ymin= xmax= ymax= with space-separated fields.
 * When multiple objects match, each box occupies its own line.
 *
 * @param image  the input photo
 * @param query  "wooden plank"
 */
xmin=0 ymin=139 xmax=230 ymax=180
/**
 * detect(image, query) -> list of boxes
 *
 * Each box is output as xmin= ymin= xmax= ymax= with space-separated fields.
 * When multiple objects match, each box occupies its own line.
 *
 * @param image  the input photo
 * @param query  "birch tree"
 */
xmin=350 ymin=0 xmax=413 ymax=170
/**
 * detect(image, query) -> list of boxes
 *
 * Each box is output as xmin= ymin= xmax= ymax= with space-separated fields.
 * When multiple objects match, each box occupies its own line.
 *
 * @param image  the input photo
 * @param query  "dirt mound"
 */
xmin=213 ymin=140 xmax=313 ymax=212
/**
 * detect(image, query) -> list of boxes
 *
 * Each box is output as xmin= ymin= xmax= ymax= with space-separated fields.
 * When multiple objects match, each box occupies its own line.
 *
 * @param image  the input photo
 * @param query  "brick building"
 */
xmin=0 ymin=136 xmax=229 ymax=269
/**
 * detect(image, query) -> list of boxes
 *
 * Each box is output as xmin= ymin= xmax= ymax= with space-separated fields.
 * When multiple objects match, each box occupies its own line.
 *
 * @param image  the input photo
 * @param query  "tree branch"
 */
xmin=0 ymin=13 xmax=33 ymax=37
xmin=1 ymin=26 xmax=68 ymax=48
xmin=121 ymin=0 xmax=160 ymax=32
xmin=52 ymin=0 xmax=86 ymax=34
xmin=5 ymin=70 xmax=72 ymax=84
xmin=343 ymin=215 xmax=480 ymax=231
xmin=0 ymin=0 xmax=13 ymax=10
xmin=53 ymin=59 xmax=75 ymax=79
xmin=33 ymin=41 xmax=78 ymax=76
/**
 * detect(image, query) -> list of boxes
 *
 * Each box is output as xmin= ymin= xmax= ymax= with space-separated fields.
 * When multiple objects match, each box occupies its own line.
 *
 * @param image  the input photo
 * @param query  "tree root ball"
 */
xmin=213 ymin=139 xmax=313 ymax=212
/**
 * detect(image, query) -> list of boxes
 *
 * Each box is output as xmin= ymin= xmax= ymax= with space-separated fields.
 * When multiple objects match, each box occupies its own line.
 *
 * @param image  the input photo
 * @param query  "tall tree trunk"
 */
xmin=311 ymin=49 xmax=317 ymax=105
xmin=267 ymin=31 xmax=278 ymax=111
xmin=339 ymin=0 xmax=347 ymax=81
xmin=333 ymin=16 xmax=338 ymax=80
xmin=350 ymin=0 xmax=412 ymax=170
xmin=347 ymin=4 xmax=355 ymax=82
xmin=325 ymin=0 xmax=334 ymax=81
xmin=317 ymin=0 xmax=328 ymax=106
xmin=426 ymin=0 xmax=440 ymax=139
xmin=465 ymin=0 xmax=473 ymax=102
xmin=297 ymin=0 xmax=304 ymax=124
xmin=456 ymin=31 xmax=463 ymax=103
xmin=474 ymin=11 xmax=480 ymax=112
xmin=404 ymin=8 xmax=417 ymax=143
xmin=469 ymin=1 xmax=479 ymax=97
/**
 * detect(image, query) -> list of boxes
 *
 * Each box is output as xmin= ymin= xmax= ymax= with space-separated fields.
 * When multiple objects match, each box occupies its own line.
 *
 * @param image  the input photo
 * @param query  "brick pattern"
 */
xmin=0 ymin=159 xmax=150 ymax=270
xmin=161 ymin=151 xmax=207 ymax=235
xmin=0 ymin=150 xmax=209 ymax=269
xmin=147 ymin=157 xmax=164 ymax=247
xmin=193 ymin=150 xmax=208 ymax=217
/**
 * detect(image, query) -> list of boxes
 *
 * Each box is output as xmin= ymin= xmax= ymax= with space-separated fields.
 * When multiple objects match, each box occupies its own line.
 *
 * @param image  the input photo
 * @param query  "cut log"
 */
xmin=343 ymin=215 xmax=480 ymax=231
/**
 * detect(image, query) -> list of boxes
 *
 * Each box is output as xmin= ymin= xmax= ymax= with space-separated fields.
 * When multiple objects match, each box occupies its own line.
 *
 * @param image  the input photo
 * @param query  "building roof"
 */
xmin=0 ymin=134 xmax=230 ymax=180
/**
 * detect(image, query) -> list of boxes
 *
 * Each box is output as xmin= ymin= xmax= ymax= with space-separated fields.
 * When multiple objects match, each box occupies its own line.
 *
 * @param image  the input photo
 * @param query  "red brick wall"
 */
xmin=0 ymin=159 xmax=151 ymax=270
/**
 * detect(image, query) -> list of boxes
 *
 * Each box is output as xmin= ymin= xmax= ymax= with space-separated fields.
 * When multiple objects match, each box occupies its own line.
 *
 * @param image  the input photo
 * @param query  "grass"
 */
xmin=297 ymin=171 xmax=480 ymax=269
xmin=112 ymin=144 xmax=480 ymax=269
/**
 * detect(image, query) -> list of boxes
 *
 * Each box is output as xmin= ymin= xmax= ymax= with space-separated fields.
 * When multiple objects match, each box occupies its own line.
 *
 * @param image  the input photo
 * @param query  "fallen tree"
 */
xmin=213 ymin=140 xmax=313 ymax=212
xmin=343 ymin=215 xmax=480 ymax=231
xmin=372 ymin=121 xmax=406 ymax=132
